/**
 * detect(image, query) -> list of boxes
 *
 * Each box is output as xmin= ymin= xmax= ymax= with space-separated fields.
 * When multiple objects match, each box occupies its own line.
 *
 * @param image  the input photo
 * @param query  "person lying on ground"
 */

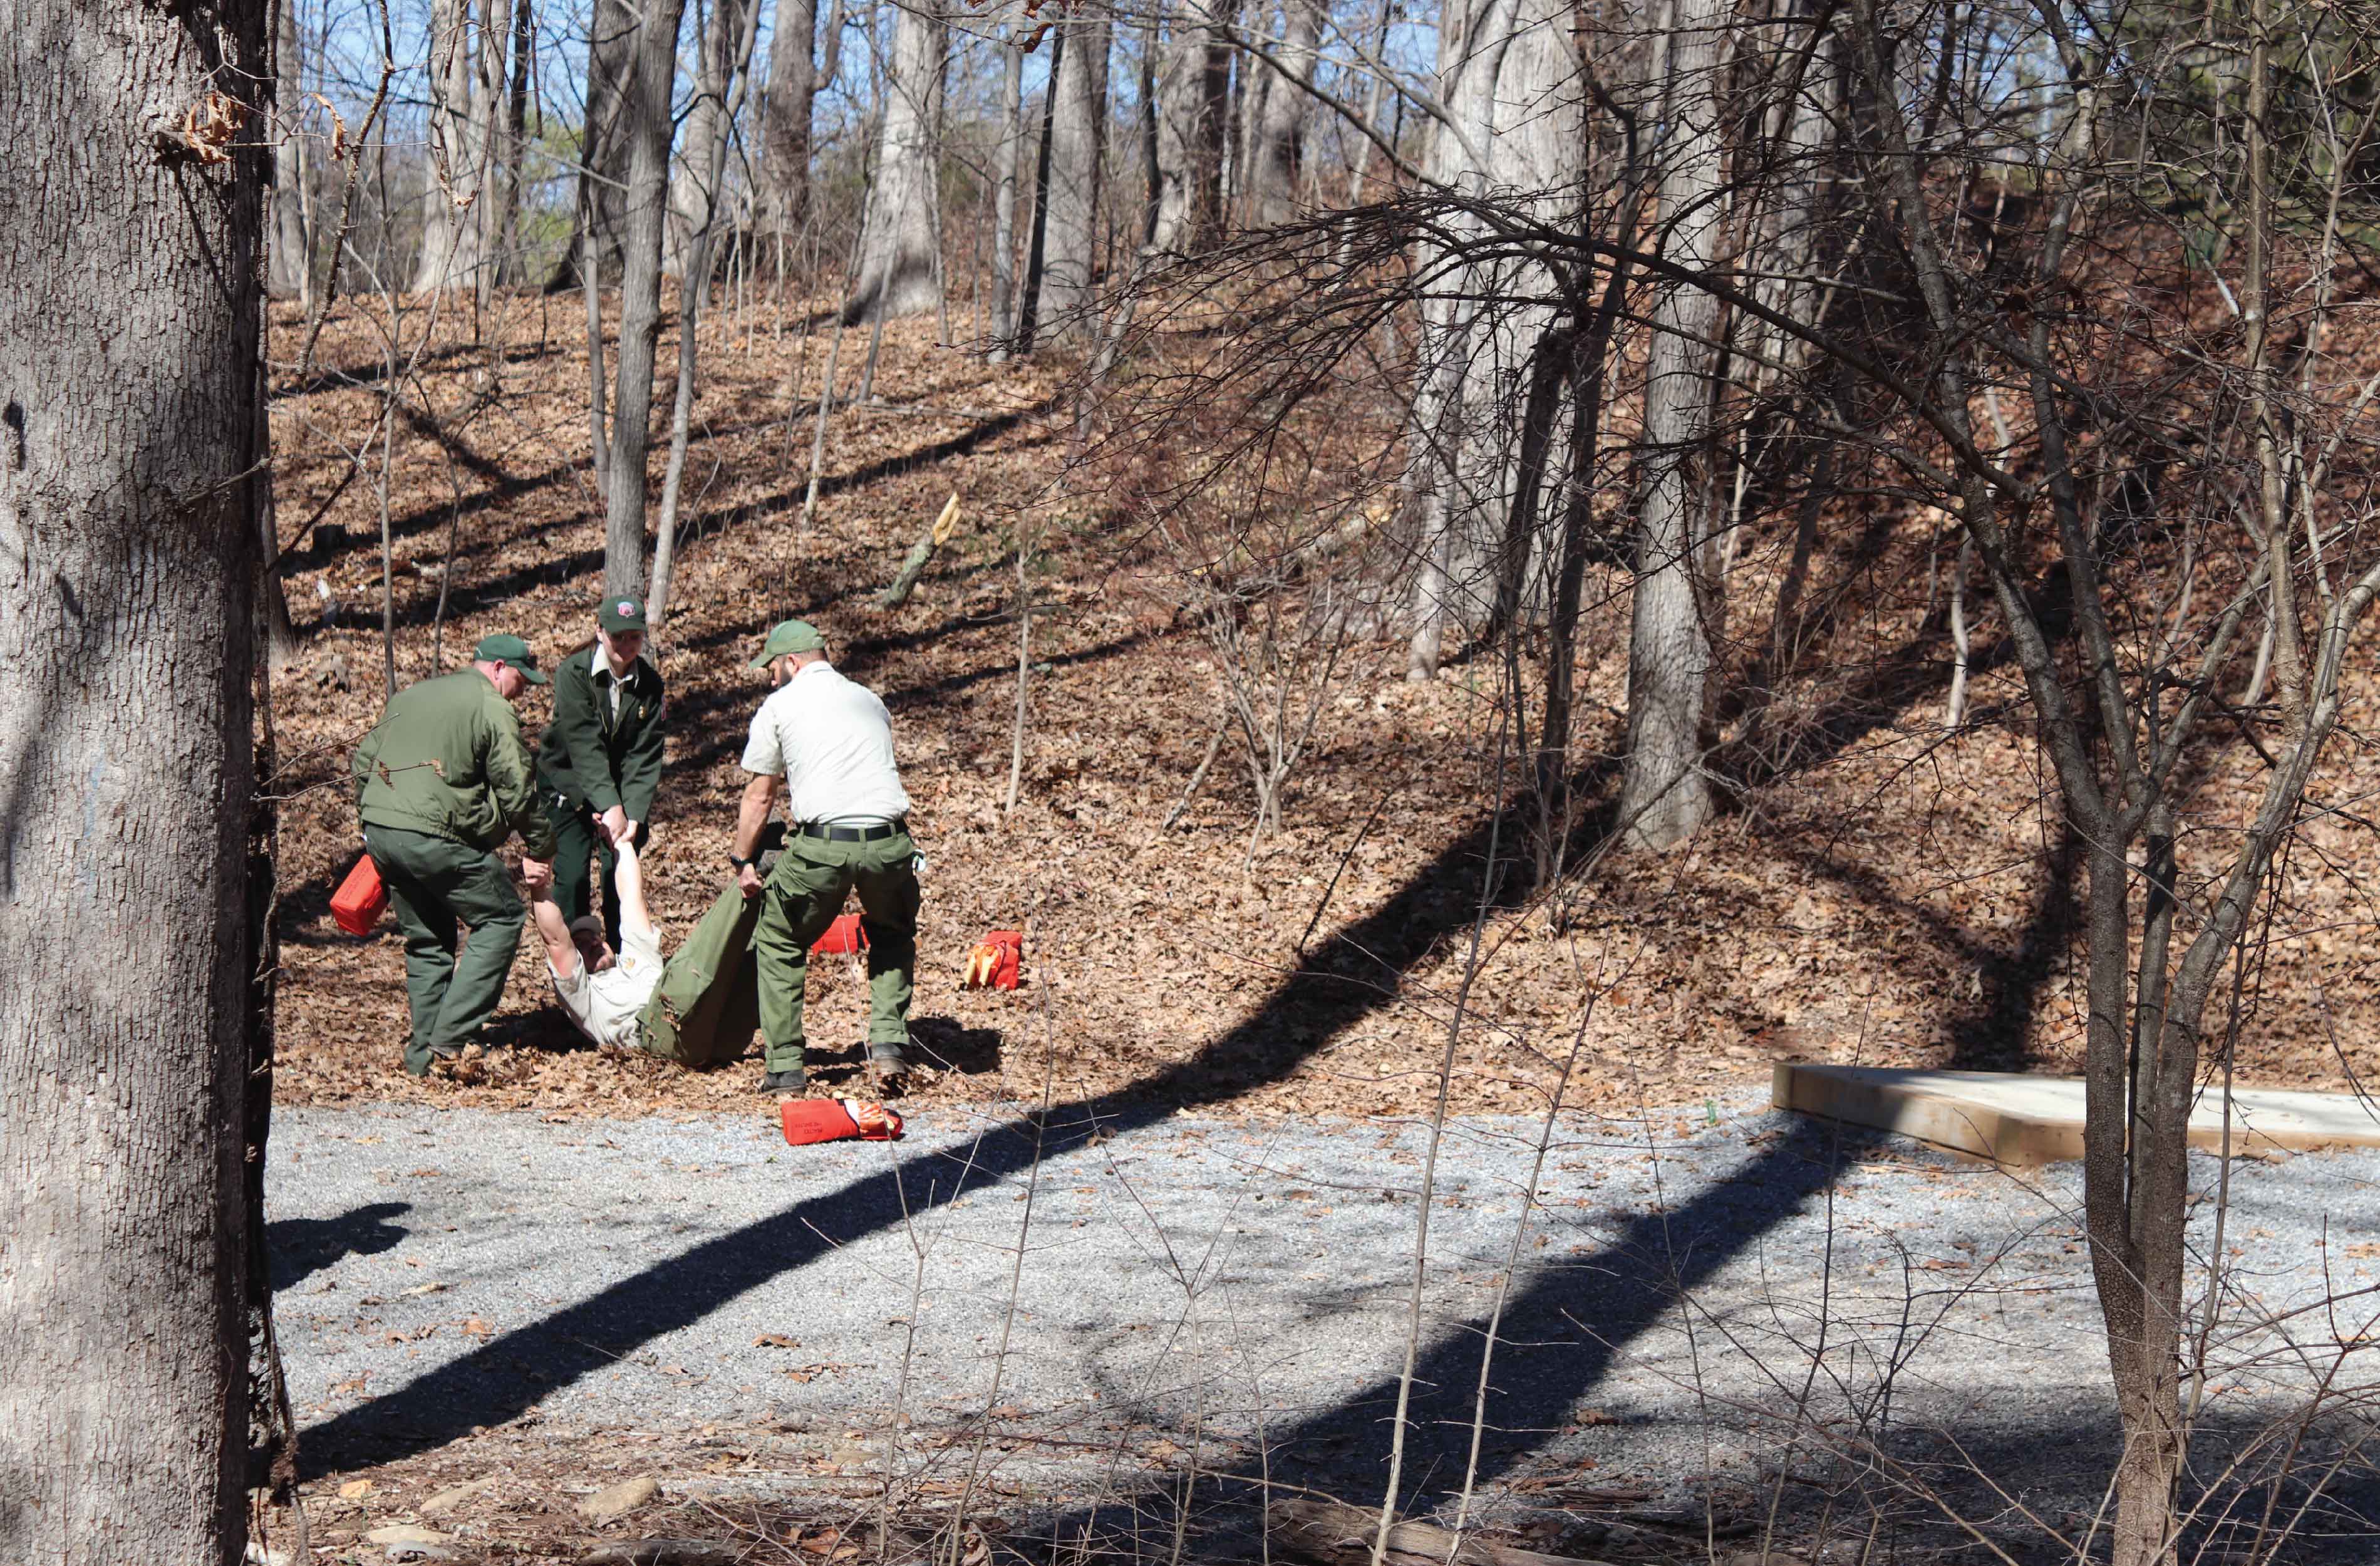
xmin=523 ymin=836 xmax=665 ymax=1051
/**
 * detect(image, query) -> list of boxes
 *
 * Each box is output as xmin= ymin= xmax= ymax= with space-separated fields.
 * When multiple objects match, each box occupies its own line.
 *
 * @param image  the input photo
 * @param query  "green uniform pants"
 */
xmin=751 ymin=828 xmax=919 ymax=1074
xmin=545 ymin=794 xmax=648 ymax=947
xmin=365 ymin=824 xmax=525 ymax=1075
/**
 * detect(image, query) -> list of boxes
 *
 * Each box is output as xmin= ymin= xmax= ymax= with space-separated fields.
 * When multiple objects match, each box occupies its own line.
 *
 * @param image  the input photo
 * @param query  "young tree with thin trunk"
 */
xmin=845 ymin=0 xmax=949 ymax=321
xmin=986 ymin=7 xmax=1027 ymax=352
xmin=1615 ymin=0 xmax=1728 ymax=851
xmin=600 ymin=0 xmax=692 ymax=599
xmin=1248 ymin=0 xmax=1323 ymax=224
xmin=270 ymin=0 xmax=313 ymax=303
xmin=1 ymin=3 xmax=265 ymax=1560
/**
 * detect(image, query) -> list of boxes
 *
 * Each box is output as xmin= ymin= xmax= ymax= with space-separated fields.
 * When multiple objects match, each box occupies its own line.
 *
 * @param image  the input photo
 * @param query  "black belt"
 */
xmin=798 ymin=820 xmax=903 ymax=843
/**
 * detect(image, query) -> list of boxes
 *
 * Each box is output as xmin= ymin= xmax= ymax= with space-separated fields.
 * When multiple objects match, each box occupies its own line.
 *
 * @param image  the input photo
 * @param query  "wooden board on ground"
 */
xmin=1772 ymin=1064 xmax=2380 ymax=1168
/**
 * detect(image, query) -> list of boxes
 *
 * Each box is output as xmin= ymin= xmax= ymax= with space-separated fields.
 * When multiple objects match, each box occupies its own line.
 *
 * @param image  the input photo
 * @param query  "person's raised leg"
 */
xmin=368 ymin=827 xmax=460 ymax=1076
xmin=429 ymin=845 xmax=526 ymax=1053
xmin=853 ymin=832 xmax=922 ymax=1066
xmin=548 ymin=797 xmax=599 ymax=929
xmin=750 ymin=839 xmax=848 ymax=1084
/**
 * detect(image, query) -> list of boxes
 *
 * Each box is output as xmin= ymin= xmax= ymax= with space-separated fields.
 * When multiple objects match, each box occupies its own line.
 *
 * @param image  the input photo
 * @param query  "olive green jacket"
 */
xmin=535 ymin=646 xmax=666 ymax=818
xmin=353 ymin=669 xmax=559 ymax=857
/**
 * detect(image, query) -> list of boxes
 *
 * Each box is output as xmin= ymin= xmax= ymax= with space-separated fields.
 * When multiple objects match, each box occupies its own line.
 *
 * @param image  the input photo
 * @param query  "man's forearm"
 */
xmin=732 ymin=779 xmax=777 ymax=859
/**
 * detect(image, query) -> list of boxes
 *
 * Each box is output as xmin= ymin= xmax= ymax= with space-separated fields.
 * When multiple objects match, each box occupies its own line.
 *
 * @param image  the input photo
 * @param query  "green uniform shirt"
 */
xmin=535 ymin=646 xmax=666 ymax=819
xmin=353 ymin=668 xmax=559 ymax=858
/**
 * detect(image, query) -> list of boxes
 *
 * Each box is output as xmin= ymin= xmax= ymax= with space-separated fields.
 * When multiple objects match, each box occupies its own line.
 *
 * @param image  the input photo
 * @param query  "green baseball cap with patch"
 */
xmin=473 ymin=633 xmax=549 ymax=685
xmin=598 ymin=594 xmax=648 ymax=633
xmin=748 ymin=618 xmax=827 ymax=670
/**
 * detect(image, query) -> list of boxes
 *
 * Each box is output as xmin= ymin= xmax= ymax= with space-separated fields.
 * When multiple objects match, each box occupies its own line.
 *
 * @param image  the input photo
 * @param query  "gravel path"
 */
xmin=270 ymin=1092 xmax=2380 ymax=1552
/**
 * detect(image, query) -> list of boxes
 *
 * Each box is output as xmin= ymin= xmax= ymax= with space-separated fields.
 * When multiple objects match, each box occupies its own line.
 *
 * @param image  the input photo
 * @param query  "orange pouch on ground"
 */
xmin=331 ymin=854 xmax=389 ymax=936
xmin=781 ymin=1097 xmax=905 ymax=1146
xmin=963 ymin=930 xmax=1023 ymax=990
xmin=811 ymin=912 xmax=868 ymax=956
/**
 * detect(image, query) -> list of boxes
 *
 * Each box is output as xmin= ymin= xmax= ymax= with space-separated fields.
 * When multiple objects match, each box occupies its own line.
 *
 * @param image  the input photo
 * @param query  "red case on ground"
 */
xmin=810 ymin=912 xmax=868 ymax=956
xmin=780 ymin=1097 xmax=905 ymax=1146
xmin=963 ymin=929 xmax=1023 ymax=990
xmin=330 ymin=853 xmax=389 ymax=936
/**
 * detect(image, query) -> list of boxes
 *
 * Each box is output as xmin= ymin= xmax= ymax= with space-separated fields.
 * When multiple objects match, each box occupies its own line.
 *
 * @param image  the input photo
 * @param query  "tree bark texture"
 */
xmin=988 ymin=13 xmax=1026 ymax=350
xmin=845 ymin=0 xmax=948 ymax=322
xmin=1616 ymin=0 xmax=1727 ymax=850
xmin=665 ymin=0 xmax=757 ymax=279
xmin=1039 ymin=6 xmax=1112 ymax=338
xmin=600 ymin=0 xmax=691 ymax=599
xmin=0 ymin=2 xmax=264 ymax=1560
xmin=411 ymin=0 xmax=513 ymax=294
xmin=268 ymin=0 xmax=311 ymax=302
xmin=1150 ymin=0 xmax=1234 ymax=252
xmin=760 ymin=0 xmax=844 ymax=254
xmin=1402 ymin=0 xmax=1583 ymax=678
xmin=1248 ymin=0 xmax=1322 ymax=225
xmin=554 ymin=0 xmax=639 ymax=289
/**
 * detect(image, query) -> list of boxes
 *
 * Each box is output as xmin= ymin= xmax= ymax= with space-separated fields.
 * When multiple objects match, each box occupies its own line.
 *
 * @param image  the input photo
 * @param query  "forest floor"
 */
xmin=266 ymin=289 xmax=2380 ymax=1123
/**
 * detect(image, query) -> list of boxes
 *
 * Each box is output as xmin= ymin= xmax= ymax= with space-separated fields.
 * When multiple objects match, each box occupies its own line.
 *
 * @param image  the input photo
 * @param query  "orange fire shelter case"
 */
xmin=811 ymin=912 xmax=868 ymax=955
xmin=963 ymin=930 xmax=1023 ymax=990
xmin=331 ymin=853 xmax=389 ymax=936
xmin=781 ymin=1097 xmax=905 ymax=1146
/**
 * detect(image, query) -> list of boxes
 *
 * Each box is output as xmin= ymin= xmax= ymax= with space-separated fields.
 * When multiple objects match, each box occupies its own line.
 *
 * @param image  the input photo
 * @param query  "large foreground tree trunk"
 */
xmin=845 ymin=0 xmax=948 ymax=322
xmin=1615 ymin=0 xmax=1727 ymax=850
xmin=0 ymin=2 xmax=264 ymax=1561
xmin=601 ymin=0 xmax=692 ymax=598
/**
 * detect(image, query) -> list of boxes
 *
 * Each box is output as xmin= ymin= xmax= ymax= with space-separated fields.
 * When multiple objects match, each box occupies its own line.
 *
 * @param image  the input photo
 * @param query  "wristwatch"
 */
xmin=727 ymin=852 xmax=754 ymax=871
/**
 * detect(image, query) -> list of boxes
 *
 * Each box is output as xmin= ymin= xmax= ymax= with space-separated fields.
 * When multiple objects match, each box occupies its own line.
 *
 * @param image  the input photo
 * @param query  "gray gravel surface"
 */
xmin=271 ymin=1092 xmax=2380 ymax=1550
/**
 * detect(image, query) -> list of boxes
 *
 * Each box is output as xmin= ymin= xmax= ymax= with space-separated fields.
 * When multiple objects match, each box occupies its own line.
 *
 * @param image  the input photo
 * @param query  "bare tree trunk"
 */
xmin=1617 ymin=0 xmax=1727 ymax=851
xmin=653 ymin=0 xmax=765 ymax=625
xmin=0 ymin=3 xmax=262 ymax=1560
xmin=987 ymin=12 xmax=1027 ymax=353
xmin=1040 ymin=6 xmax=1110 ymax=338
xmin=1150 ymin=0 xmax=1233 ymax=252
xmin=762 ymin=0 xmax=846 ymax=262
xmin=667 ymin=0 xmax=757 ymax=279
xmin=270 ymin=0 xmax=313 ymax=303
xmin=846 ymin=0 xmax=949 ymax=321
xmin=412 ymin=0 xmax=509 ymax=293
xmin=553 ymin=0 xmax=638 ymax=289
xmin=1013 ymin=21 xmax=1065 ymax=353
xmin=1250 ymin=0 xmax=1322 ymax=224
xmin=495 ymin=0 xmax=534 ymax=283
xmin=601 ymin=0 xmax=692 ymax=599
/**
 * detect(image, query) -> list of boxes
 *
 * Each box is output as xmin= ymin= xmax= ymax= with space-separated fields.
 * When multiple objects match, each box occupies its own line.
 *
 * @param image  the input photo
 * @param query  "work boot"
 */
xmin=867 ymin=1043 xmax=909 ymax=1097
xmin=762 ymin=1067 xmax=809 ymax=1096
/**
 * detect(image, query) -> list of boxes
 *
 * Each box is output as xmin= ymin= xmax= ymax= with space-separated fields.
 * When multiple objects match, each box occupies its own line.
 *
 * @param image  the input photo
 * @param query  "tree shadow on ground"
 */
xmin=269 ymin=1201 xmax=411 ymax=1292
xmin=296 ymin=779 xmax=1577 ymax=1473
xmin=907 ymin=1016 xmax=1003 ymax=1076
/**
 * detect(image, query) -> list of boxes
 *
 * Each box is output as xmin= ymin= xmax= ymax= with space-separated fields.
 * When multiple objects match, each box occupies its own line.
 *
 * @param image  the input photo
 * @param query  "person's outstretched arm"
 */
xmin=612 ymin=832 xmax=657 ymax=943
xmin=524 ymin=863 xmax=581 ymax=980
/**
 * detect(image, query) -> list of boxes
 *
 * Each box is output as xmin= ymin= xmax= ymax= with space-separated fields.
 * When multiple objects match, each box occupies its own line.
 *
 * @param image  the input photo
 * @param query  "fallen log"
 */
xmin=876 ymin=492 xmax=963 ymax=610
xmin=1266 ymin=1498 xmax=1618 ymax=1566
xmin=575 ymin=1540 xmax=742 ymax=1566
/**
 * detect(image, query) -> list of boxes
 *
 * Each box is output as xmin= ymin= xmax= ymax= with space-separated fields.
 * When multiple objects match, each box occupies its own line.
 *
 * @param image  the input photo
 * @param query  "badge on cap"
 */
xmin=618 ymin=600 xmax=635 ymax=617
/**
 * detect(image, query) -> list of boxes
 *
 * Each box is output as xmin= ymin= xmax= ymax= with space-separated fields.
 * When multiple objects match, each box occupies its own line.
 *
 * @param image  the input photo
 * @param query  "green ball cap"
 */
xmin=599 ymin=594 xmax=648 ymax=633
xmin=474 ymin=633 xmax=550 ymax=684
xmin=748 ymin=618 xmax=826 ymax=669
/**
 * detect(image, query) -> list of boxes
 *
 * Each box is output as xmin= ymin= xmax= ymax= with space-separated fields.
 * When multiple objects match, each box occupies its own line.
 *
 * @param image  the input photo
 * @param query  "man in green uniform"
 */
xmin=728 ymin=620 xmax=919 ymax=1096
xmin=537 ymin=593 xmax=666 ymax=947
xmin=353 ymin=633 xmax=559 ymax=1076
